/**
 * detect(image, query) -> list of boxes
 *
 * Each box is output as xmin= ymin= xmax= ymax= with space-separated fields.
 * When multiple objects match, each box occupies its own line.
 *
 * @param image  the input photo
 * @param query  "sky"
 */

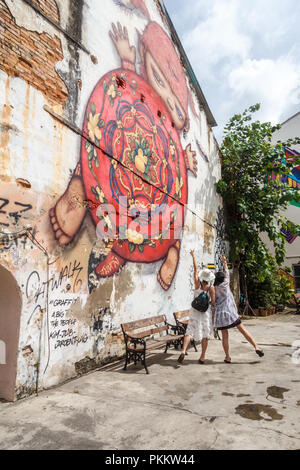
xmin=163 ymin=0 xmax=300 ymax=143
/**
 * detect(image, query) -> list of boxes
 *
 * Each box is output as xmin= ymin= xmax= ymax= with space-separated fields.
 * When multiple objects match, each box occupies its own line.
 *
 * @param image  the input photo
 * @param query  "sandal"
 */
xmin=198 ymin=359 xmax=205 ymax=364
xmin=224 ymin=358 xmax=231 ymax=363
xmin=177 ymin=353 xmax=185 ymax=364
xmin=255 ymin=349 xmax=264 ymax=357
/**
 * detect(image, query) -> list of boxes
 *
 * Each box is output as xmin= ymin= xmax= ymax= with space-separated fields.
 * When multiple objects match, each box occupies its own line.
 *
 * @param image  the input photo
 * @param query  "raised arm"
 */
xmin=221 ymin=254 xmax=230 ymax=284
xmin=190 ymin=250 xmax=201 ymax=290
xmin=221 ymin=254 xmax=228 ymax=269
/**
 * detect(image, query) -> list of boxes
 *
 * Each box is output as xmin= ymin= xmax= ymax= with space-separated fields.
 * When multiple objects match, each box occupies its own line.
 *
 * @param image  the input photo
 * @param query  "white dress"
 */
xmin=186 ymin=286 xmax=213 ymax=342
xmin=214 ymin=267 xmax=240 ymax=329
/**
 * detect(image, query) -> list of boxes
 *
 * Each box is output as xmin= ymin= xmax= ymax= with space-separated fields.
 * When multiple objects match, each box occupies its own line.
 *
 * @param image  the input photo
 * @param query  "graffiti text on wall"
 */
xmin=49 ymin=297 xmax=88 ymax=349
xmin=26 ymin=259 xmax=83 ymax=304
xmin=0 ymin=198 xmax=33 ymax=227
xmin=0 ymin=228 xmax=37 ymax=253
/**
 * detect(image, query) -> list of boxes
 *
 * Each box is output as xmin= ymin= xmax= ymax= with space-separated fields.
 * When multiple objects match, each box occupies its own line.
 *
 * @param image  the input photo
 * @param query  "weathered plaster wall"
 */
xmin=0 ymin=0 xmax=223 ymax=400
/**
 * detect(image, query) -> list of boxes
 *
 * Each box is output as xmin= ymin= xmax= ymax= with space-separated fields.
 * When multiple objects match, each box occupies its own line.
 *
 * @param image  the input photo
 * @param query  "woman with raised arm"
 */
xmin=177 ymin=250 xmax=215 ymax=364
xmin=214 ymin=255 xmax=264 ymax=363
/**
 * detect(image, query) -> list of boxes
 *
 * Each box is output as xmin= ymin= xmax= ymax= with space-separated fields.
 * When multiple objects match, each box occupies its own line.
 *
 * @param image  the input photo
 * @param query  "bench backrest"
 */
xmin=174 ymin=310 xmax=190 ymax=323
xmin=121 ymin=315 xmax=168 ymax=339
xmin=294 ymin=293 xmax=300 ymax=303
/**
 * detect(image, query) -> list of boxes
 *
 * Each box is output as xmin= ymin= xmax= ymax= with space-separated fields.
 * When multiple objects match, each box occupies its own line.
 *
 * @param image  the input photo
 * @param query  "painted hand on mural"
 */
xmin=184 ymin=144 xmax=198 ymax=177
xmin=109 ymin=22 xmax=136 ymax=68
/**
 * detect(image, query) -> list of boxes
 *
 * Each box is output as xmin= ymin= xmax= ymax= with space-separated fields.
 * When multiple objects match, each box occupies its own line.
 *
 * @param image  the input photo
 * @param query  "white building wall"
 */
xmin=0 ymin=0 xmax=223 ymax=399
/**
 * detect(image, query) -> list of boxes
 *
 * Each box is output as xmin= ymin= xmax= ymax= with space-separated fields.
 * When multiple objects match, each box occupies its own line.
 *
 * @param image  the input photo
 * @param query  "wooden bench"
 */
xmin=294 ymin=293 xmax=300 ymax=314
xmin=121 ymin=315 xmax=184 ymax=374
xmin=174 ymin=310 xmax=221 ymax=342
xmin=173 ymin=310 xmax=198 ymax=352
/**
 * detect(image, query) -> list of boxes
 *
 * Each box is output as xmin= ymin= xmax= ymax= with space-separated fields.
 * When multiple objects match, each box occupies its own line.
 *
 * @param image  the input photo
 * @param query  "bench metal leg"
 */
xmin=123 ymin=351 xmax=129 ymax=371
xmin=192 ymin=339 xmax=198 ymax=352
xmin=142 ymin=359 xmax=149 ymax=374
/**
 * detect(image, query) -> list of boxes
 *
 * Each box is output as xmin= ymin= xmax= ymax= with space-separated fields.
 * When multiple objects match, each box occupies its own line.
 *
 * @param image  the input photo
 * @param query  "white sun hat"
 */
xmin=199 ymin=269 xmax=215 ymax=285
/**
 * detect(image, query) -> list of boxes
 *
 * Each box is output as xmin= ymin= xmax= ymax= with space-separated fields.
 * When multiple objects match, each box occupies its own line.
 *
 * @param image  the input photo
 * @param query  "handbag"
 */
xmin=191 ymin=290 xmax=210 ymax=312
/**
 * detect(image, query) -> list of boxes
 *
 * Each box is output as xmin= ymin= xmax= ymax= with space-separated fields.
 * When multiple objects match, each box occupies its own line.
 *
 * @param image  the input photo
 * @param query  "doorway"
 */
xmin=0 ymin=264 xmax=22 ymax=401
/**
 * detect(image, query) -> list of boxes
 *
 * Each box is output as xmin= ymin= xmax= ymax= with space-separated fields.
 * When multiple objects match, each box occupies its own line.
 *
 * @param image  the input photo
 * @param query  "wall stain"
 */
xmin=75 ymin=356 xmax=97 ymax=376
xmin=22 ymin=84 xmax=30 ymax=174
xmin=203 ymin=212 xmax=214 ymax=254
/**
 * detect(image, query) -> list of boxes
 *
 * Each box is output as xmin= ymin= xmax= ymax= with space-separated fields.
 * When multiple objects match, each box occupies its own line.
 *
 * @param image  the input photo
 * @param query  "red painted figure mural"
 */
xmin=49 ymin=14 xmax=198 ymax=290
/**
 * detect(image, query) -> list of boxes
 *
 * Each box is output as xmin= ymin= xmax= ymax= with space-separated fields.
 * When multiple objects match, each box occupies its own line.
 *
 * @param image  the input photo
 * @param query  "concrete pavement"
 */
xmin=0 ymin=313 xmax=299 ymax=450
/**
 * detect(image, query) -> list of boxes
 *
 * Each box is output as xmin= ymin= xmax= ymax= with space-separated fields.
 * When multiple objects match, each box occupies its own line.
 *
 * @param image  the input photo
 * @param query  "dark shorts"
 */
xmin=217 ymin=318 xmax=242 ymax=331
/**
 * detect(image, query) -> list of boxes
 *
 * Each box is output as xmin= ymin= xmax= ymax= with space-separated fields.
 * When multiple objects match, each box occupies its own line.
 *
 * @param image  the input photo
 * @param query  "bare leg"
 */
xmin=221 ymin=330 xmax=230 ymax=362
xmin=157 ymin=240 xmax=180 ymax=290
xmin=177 ymin=335 xmax=191 ymax=363
xmin=236 ymin=324 xmax=258 ymax=350
xmin=181 ymin=335 xmax=191 ymax=355
xmin=199 ymin=338 xmax=208 ymax=362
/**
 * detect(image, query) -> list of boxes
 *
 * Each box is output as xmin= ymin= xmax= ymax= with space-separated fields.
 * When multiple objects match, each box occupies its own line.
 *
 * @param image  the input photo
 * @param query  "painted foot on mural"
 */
xmin=95 ymin=250 xmax=126 ymax=277
xmin=49 ymin=175 xmax=87 ymax=246
xmin=157 ymin=241 xmax=180 ymax=290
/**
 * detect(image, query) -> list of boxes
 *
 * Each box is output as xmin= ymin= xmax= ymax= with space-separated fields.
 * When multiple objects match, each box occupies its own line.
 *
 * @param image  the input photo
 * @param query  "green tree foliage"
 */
xmin=217 ymin=104 xmax=300 ymax=306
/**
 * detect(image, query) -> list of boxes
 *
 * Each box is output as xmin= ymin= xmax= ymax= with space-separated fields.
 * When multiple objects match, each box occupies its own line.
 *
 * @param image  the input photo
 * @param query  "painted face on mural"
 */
xmin=145 ymin=51 xmax=186 ymax=131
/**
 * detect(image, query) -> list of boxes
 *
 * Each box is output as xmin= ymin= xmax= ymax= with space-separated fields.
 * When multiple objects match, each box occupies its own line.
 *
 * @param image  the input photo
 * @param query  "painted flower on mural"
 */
xmin=170 ymin=144 xmax=176 ymax=156
xmin=103 ymin=79 xmax=122 ymax=107
xmin=88 ymin=112 xmax=102 ymax=143
xmin=135 ymin=148 xmax=148 ymax=173
xmin=85 ymin=141 xmax=100 ymax=170
xmin=130 ymin=138 xmax=152 ymax=178
xmin=126 ymin=228 xmax=144 ymax=245
xmin=86 ymin=102 xmax=104 ymax=147
xmin=108 ymin=84 xmax=117 ymax=99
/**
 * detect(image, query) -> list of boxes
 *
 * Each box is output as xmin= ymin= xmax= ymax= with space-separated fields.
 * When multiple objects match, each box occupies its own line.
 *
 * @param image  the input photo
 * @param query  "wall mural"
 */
xmin=49 ymin=4 xmax=199 ymax=291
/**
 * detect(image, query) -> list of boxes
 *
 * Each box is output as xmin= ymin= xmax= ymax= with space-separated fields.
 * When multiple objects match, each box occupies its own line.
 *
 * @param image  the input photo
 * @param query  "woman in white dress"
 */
xmin=178 ymin=250 xmax=215 ymax=364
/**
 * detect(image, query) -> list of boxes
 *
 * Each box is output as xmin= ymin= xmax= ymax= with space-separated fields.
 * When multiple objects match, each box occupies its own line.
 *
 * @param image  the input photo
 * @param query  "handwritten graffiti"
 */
xmin=49 ymin=297 xmax=88 ymax=349
xmin=0 ymin=197 xmax=33 ymax=227
xmin=26 ymin=259 xmax=83 ymax=303
xmin=24 ymin=258 xmax=85 ymax=374
xmin=0 ymin=227 xmax=36 ymax=253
